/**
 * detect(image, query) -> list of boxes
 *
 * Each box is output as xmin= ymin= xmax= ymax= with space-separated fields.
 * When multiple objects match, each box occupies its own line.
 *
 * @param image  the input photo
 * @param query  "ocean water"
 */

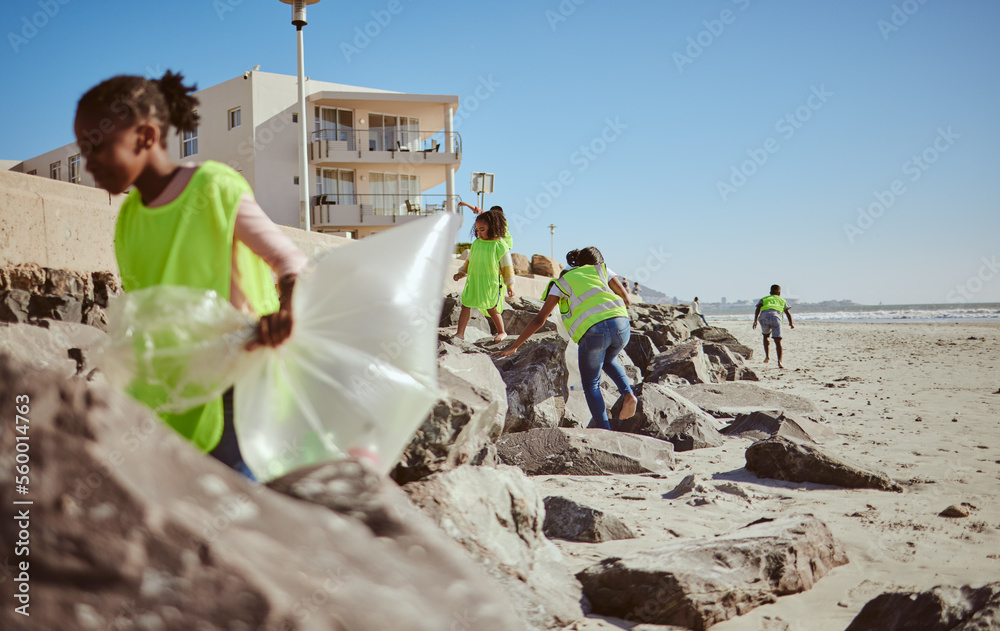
xmin=706 ymin=303 xmax=1000 ymax=323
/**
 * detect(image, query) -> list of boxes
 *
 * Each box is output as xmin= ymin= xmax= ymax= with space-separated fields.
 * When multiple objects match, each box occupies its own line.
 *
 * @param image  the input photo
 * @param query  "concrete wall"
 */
xmin=0 ymin=169 xmax=122 ymax=272
xmin=0 ymin=169 xmax=348 ymax=274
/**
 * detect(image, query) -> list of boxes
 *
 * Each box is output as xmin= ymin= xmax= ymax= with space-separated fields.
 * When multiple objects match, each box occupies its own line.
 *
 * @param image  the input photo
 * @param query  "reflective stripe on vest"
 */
xmin=555 ymin=264 xmax=628 ymax=343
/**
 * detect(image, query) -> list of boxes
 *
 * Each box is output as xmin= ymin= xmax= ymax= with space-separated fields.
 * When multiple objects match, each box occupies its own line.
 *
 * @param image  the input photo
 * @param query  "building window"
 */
xmin=68 ymin=154 xmax=82 ymax=184
xmin=293 ymin=176 xmax=299 ymax=185
xmin=27 ymin=170 xmax=36 ymax=176
xmin=369 ymin=171 xmax=419 ymax=214
xmin=50 ymin=161 xmax=61 ymax=180
xmin=315 ymin=168 xmax=356 ymax=205
xmin=181 ymin=121 xmax=199 ymax=158
xmin=314 ymin=106 xmax=354 ymax=149
xmin=292 ymin=113 xmax=298 ymax=123
xmin=228 ymin=107 xmax=241 ymax=130
xmin=368 ymin=113 xmax=419 ymax=152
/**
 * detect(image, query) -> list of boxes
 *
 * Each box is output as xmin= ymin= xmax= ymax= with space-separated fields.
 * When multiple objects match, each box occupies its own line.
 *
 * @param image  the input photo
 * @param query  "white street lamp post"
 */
xmin=279 ymin=0 xmax=321 ymax=232
xmin=548 ymin=224 xmax=557 ymax=260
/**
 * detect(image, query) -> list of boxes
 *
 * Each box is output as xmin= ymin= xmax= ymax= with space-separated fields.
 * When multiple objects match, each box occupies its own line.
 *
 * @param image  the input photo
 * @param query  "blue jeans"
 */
xmin=211 ymin=388 xmax=258 ymax=482
xmin=577 ymin=317 xmax=633 ymax=430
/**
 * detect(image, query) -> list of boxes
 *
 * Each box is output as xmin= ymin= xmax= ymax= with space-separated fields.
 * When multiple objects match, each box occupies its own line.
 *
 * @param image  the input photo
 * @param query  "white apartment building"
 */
xmin=10 ymin=70 xmax=462 ymax=238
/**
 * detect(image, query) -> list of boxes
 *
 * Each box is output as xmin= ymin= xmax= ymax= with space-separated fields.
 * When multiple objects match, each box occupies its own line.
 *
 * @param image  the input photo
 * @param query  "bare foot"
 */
xmin=763 ymin=356 xmax=770 ymax=363
xmin=778 ymin=363 xmax=785 ymax=369
xmin=619 ymin=392 xmax=638 ymax=420
xmin=493 ymin=332 xmax=507 ymax=343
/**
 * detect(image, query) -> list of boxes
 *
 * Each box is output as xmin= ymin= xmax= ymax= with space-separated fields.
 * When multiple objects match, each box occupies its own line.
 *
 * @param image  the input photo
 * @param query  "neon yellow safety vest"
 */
xmin=760 ymin=295 xmax=786 ymax=312
xmin=115 ymin=161 xmax=279 ymax=452
xmin=544 ymin=264 xmax=628 ymax=343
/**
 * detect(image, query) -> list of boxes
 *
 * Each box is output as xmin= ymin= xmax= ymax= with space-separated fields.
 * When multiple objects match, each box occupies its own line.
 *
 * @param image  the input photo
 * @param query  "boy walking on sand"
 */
xmin=753 ymin=284 xmax=794 ymax=368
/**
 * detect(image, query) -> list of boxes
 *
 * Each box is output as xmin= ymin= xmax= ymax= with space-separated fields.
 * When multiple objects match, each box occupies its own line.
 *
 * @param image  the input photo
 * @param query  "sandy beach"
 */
xmin=546 ymin=319 xmax=1000 ymax=630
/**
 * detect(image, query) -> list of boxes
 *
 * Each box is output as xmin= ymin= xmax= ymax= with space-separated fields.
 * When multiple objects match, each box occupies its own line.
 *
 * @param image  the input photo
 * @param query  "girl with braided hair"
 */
xmin=452 ymin=208 xmax=515 ymax=342
xmin=74 ymin=71 xmax=308 ymax=478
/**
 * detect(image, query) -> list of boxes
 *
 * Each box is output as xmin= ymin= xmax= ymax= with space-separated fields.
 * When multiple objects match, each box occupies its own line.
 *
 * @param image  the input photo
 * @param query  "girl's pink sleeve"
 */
xmin=234 ymin=193 xmax=309 ymax=277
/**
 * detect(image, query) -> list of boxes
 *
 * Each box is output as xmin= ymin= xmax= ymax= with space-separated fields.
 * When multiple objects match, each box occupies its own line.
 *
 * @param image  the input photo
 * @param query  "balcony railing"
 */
xmin=311 ymin=193 xmax=460 ymax=226
xmin=310 ymin=130 xmax=462 ymax=155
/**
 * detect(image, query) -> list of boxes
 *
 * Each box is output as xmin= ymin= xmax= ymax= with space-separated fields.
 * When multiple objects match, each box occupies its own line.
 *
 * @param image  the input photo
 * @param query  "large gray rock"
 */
xmin=646 ymin=340 xmax=754 ymax=385
xmin=614 ymin=382 xmax=724 ymax=451
xmin=543 ymin=496 xmax=636 ymax=543
xmin=392 ymin=343 xmax=507 ymax=483
xmin=502 ymin=301 xmax=557 ymax=337
xmin=723 ymin=410 xmax=837 ymax=444
xmin=577 ymin=514 xmax=849 ymax=629
xmin=692 ymin=326 xmax=754 ymax=359
xmin=511 ymin=252 xmax=532 ymax=276
xmin=701 ymin=341 xmax=758 ymax=382
xmin=530 ymin=254 xmax=560 ymax=277
xmin=496 ymin=427 xmax=675 ymax=476
xmin=674 ymin=382 xmax=827 ymax=423
xmin=439 ymin=291 xmax=489 ymax=330
xmin=746 ymin=435 xmax=903 ymax=492
xmin=0 ymin=321 xmax=105 ymax=380
xmin=0 ymin=353 xmax=521 ymax=631
xmin=0 ymin=289 xmax=31 ymax=323
xmin=494 ymin=332 xmax=573 ymax=433
xmin=624 ymin=332 xmax=659 ymax=376
xmin=845 ymin=582 xmax=1000 ymax=631
xmin=405 ymin=465 xmax=585 ymax=631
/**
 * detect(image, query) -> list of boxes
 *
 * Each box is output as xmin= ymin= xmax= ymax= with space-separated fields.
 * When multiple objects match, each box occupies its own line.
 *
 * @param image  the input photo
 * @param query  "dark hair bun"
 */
xmin=156 ymin=70 xmax=200 ymax=133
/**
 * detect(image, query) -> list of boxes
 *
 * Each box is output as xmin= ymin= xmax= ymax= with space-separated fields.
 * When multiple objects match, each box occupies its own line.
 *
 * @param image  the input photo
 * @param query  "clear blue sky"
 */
xmin=2 ymin=0 xmax=998 ymax=305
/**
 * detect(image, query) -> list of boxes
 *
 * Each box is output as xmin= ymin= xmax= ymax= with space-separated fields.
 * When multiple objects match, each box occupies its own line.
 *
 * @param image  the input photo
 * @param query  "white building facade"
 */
xmin=11 ymin=71 xmax=462 ymax=239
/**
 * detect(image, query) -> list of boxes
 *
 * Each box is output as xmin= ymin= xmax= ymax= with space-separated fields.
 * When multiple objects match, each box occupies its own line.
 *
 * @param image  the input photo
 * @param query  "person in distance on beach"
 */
xmin=74 ymin=70 xmax=308 ymax=479
xmin=753 ymin=284 xmax=795 ymax=368
xmin=692 ymin=296 xmax=709 ymax=327
xmin=494 ymin=247 xmax=637 ymax=430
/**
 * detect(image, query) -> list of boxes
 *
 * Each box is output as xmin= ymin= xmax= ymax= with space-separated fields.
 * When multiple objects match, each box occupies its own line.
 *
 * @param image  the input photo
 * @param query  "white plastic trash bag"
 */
xmin=100 ymin=287 xmax=257 ymax=414
xmin=100 ymin=213 xmax=459 ymax=480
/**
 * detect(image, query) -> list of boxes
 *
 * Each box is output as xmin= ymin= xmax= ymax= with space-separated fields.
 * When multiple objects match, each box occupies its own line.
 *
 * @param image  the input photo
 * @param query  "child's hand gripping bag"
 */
xmin=100 ymin=213 xmax=459 ymax=481
xmin=235 ymin=213 xmax=459 ymax=479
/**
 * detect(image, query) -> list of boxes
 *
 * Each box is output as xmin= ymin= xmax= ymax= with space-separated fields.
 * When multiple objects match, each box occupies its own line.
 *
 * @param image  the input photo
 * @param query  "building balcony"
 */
xmin=309 ymin=130 xmax=461 ymax=165
xmin=311 ymin=193 xmax=458 ymax=230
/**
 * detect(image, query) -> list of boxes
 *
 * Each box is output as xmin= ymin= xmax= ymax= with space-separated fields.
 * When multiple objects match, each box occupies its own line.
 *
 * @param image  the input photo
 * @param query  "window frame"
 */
xmin=228 ymin=107 xmax=241 ymax=130
xmin=49 ymin=161 xmax=61 ymax=180
xmin=181 ymin=113 xmax=199 ymax=158
xmin=68 ymin=154 xmax=82 ymax=184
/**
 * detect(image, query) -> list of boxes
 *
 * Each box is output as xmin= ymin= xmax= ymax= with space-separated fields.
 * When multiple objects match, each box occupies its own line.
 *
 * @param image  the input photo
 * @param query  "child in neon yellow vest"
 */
xmin=753 ymin=284 xmax=795 ymax=368
xmin=75 ymin=71 xmax=308 ymax=476
xmin=453 ymin=209 xmax=514 ymax=342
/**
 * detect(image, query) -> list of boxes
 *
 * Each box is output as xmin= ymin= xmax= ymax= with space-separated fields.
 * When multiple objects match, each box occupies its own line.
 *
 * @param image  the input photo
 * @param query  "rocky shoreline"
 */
xmin=1 ymin=268 xmax=998 ymax=630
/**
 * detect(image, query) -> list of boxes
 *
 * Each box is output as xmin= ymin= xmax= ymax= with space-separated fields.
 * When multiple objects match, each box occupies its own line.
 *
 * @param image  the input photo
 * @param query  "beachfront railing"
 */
xmin=309 ymin=130 xmax=462 ymax=155
xmin=311 ymin=193 xmax=460 ymax=226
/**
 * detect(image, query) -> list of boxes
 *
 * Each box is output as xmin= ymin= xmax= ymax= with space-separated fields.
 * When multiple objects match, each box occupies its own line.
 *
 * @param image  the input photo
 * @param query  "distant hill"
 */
xmin=635 ymin=285 xmax=673 ymax=305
